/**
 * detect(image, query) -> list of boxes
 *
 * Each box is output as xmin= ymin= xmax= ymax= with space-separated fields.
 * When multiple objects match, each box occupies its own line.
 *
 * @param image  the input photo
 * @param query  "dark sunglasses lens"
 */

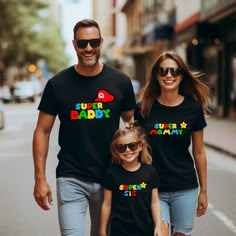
xmin=115 ymin=144 xmax=126 ymax=153
xmin=76 ymin=40 xmax=87 ymax=48
xmin=127 ymin=142 xmax=139 ymax=151
xmin=158 ymin=67 xmax=168 ymax=76
xmin=76 ymin=39 xmax=101 ymax=49
xmin=158 ymin=67 xmax=181 ymax=77
xmin=171 ymin=68 xmax=181 ymax=76
xmin=89 ymin=38 xmax=101 ymax=48
xmin=115 ymin=142 xmax=139 ymax=153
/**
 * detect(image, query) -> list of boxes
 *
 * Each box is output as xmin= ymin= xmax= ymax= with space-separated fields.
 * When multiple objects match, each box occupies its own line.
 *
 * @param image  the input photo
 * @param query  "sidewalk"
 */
xmin=204 ymin=116 xmax=236 ymax=158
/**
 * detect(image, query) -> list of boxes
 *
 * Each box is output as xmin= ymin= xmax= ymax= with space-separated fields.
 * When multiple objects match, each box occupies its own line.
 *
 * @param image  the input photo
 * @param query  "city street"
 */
xmin=0 ymin=101 xmax=236 ymax=236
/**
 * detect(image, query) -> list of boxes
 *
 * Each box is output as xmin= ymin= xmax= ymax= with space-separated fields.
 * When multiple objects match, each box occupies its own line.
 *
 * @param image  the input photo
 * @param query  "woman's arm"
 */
xmin=192 ymin=129 xmax=208 ymax=217
xmin=99 ymin=189 xmax=112 ymax=236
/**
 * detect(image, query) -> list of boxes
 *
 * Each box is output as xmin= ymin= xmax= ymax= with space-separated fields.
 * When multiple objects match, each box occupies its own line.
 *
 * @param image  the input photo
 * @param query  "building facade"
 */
xmin=175 ymin=0 xmax=236 ymax=119
xmin=92 ymin=0 xmax=236 ymax=120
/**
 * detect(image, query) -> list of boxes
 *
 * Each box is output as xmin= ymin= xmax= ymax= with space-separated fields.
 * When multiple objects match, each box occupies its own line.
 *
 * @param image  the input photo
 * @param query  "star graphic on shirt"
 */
xmin=140 ymin=182 xmax=147 ymax=189
xmin=180 ymin=121 xmax=187 ymax=129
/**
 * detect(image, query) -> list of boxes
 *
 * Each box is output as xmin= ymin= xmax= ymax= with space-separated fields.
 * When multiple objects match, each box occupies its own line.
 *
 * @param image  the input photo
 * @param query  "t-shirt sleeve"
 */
xmin=150 ymin=166 xmax=160 ymax=188
xmin=134 ymin=103 xmax=145 ymax=126
xmin=101 ymin=167 xmax=114 ymax=191
xmin=38 ymin=80 xmax=58 ymax=116
xmin=121 ymin=77 xmax=136 ymax=112
xmin=192 ymin=106 xmax=207 ymax=131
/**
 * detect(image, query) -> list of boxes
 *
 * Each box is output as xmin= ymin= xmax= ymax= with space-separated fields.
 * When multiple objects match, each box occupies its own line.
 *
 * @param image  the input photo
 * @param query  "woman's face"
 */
xmin=157 ymin=58 xmax=183 ymax=93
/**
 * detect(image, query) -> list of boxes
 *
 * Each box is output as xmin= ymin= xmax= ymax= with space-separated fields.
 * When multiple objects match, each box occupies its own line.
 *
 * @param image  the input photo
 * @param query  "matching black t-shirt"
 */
xmin=38 ymin=64 xmax=136 ymax=183
xmin=103 ymin=164 xmax=160 ymax=236
xmin=135 ymin=98 xmax=207 ymax=192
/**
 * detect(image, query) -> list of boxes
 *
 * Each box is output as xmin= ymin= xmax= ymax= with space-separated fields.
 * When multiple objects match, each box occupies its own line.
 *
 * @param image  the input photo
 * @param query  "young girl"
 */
xmin=99 ymin=123 xmax=162 ymax=236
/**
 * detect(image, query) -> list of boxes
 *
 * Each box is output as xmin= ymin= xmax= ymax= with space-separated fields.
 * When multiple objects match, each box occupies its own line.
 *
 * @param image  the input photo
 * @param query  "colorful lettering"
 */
xmin=70 ymin=109 xmax=111 ymax=120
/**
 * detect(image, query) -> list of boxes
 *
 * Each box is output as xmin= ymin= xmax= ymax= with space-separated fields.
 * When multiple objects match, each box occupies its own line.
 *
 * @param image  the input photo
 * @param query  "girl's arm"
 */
xmin=151 ymin=188 xmax=163 ymax=236
xmin=192 ymin=129 xmax=208 ymax=217
xmin=99 ymin=189 xmax=112 ymax=236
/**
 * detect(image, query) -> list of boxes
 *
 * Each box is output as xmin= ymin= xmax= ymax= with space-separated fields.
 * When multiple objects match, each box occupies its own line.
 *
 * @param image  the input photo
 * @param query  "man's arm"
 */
xmin=32 ymin=111 xmax=56 ymax=210
xmin=121 ymin=109 xmax=134 ymax=124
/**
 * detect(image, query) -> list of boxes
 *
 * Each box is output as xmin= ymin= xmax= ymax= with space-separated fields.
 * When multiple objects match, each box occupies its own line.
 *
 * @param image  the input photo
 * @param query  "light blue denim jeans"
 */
xmin=159 ymin=188 xmax=198 ymax=235
xmin=57 ymin=177 xmax=103 ymax=236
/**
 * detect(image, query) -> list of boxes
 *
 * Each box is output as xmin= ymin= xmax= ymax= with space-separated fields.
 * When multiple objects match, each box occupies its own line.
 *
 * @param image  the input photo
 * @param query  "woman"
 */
xmin=135 ymin=51 xmax=211 ymax=236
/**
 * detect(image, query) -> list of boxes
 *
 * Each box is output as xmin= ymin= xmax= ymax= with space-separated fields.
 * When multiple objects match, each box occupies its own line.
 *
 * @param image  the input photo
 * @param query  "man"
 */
xmin=33 ymin=19 xmax=136 ymax=236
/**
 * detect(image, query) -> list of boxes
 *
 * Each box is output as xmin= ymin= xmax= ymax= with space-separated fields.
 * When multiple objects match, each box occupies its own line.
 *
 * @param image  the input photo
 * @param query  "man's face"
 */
xmin=73 ymin=26 xmax=103 ymax=67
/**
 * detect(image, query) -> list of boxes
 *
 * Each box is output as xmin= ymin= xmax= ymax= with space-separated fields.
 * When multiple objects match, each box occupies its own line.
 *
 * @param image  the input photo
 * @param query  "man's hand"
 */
xmin=33 ymin=179 xmax=53 ymax=210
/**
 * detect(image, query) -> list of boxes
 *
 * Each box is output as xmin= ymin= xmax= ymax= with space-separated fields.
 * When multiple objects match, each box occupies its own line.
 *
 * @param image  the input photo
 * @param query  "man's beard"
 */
xmin=77 ymin=51 xmax=100 ymax=67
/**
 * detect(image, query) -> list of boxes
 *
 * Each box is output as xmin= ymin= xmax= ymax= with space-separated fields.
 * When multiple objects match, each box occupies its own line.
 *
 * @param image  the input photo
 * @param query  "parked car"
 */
xmin=0 ymin=99 xmax=5 ymax=129
xmin=13 ymin=81 xmax=36 ymax=103
xmin=31 ymin=79 xmax=43 ymax=96
xmin=0 ymin=81 xmax=12 ymax=103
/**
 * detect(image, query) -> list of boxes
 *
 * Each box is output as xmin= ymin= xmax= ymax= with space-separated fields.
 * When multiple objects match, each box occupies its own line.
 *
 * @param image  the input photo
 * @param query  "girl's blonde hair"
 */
xmin=111 ymin=122 xmax=152 ymax=165
xmin=139 ymin=51 xmax=211 ymax=117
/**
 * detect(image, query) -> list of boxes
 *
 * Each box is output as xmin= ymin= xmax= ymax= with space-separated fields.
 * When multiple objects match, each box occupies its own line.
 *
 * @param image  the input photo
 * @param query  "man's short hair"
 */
xmin=73 ymin=19 xmax=101 ymax=39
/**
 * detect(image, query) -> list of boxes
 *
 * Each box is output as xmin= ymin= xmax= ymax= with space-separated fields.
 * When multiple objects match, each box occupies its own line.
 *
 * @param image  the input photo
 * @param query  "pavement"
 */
xmin=204 ymin=116 xmax=236 ymax=158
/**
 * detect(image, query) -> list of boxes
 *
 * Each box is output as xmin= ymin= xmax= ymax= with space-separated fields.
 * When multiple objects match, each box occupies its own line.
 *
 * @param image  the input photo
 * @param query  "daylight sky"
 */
xmin=58 ymin=0 xmax=92 ymax=64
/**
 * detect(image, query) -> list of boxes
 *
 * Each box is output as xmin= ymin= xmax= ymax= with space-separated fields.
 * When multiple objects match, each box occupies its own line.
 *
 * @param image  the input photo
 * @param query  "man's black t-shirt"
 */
xmin=38 ymin=64 xmax=136 ymax=183
xmin=135 ymin=98 xmax=207 ymax=192
xmin=103 ymin=164 xmax=160 ymax=236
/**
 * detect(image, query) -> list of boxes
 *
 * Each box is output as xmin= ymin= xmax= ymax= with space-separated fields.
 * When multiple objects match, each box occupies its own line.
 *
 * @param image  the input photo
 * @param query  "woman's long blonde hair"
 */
xmin=111 ymin=123 xmax=152 ymax=165
xmin=139 ymin=51 xmax=211 ymax=117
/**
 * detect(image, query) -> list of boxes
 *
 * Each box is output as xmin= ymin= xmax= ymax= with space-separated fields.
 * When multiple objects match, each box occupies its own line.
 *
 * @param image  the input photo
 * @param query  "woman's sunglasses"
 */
xmin=75 ymin=38 xmax=101 ymax=49
xmin=157 ymin=67 xmax=182 ymax=77
xmin=114 ymin=142 xmax=140 ymax=153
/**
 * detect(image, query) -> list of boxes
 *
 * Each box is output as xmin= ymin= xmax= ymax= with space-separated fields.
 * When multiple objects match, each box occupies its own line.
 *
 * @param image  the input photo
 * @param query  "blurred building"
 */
xmin=175 ymin=0 xmax=236 ymax=119
xmin=92 ymin=1 xmax=131 ymax=69
xmin=92 ymin=0 xmax=138 ymax=95
xmin=92 ymin=0 xmax=236 ymax=120
xmin=121 ymin=0 xmax=175 ymax=88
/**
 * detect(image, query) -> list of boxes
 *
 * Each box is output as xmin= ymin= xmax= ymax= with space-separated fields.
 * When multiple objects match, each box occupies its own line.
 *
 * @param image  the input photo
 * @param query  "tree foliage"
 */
xmin=0 ymin=0 xmax=69 ymax=73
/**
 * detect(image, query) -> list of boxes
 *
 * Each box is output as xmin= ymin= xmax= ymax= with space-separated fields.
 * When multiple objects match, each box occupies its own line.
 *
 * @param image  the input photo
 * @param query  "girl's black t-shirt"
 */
xmin=103 ymin=164 xmax=160 ymax=236
xmin=135 ymin=98 xmax=207 ymax=192
xmin=38 ymin=64 xmax=136 ymax=183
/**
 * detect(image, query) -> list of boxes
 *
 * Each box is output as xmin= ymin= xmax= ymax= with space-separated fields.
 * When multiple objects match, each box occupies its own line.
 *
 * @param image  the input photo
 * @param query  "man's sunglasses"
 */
xmin=114 ymin=142 xmax=140 ymax=153
xmin=158 ymin=67 xmax=182 ymax=77
xmin=75 ymin=38 xmax=101 ymax=49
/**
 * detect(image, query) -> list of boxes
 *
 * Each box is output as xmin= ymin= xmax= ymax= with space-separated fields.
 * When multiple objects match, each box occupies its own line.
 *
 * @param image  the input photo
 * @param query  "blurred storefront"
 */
xmin=92 ymin=0 xmax=236 ymax=119
xmin=175 ymin=0 xmax=236 ymax=119
xmin=201 ymin=0 xmax=236 ymax=119
xmin=121 ymin=0 xmax=175 ymax=91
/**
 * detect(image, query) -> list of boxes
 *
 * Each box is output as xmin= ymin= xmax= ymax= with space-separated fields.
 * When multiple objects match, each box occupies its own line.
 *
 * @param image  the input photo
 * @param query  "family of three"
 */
xmin=32 ymin=19 xmax=211 ymax=236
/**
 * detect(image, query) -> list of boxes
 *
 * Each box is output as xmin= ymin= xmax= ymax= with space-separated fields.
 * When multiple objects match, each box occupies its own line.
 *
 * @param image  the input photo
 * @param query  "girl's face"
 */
xmin=114 ymin=133 xmax=142 ymax=165
xmin=157 ymin=58 xmax=183 ymax=92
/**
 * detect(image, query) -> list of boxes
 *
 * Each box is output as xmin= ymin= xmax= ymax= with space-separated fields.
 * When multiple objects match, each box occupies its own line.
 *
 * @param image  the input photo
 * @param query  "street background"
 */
xmin=1 ymin=1 xmax=236 ymax=235
xmin=0 ymin=100 xmax=236 ymax=236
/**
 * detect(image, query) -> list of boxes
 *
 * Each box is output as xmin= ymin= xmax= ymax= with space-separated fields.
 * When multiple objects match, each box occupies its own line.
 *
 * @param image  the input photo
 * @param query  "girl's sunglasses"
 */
xmin=75 ymin=38 xmax=101 ymax=49
xmin=158 ymin=67 xmax=182 ymax=77
xmin=114 ymin=142 xmax=140 ymax=153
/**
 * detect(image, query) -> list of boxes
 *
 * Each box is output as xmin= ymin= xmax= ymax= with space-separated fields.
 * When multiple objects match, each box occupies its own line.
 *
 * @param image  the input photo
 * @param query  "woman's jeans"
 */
xmin=57 ymin=177 xmax=103 ymax=236
xmin=159 ymin=188 xmax=198 ymax=235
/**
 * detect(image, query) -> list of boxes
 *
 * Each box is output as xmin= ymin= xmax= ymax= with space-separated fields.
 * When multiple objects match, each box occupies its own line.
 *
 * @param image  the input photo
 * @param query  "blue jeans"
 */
xmin=57 ymin=177 xmax=103 ymax=236
xmin=159 ymin=188 xmax=198 ymax=235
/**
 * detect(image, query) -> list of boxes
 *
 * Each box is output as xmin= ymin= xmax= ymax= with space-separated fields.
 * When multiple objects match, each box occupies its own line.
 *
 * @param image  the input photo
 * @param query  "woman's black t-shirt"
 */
xmin=135 ymin=98 xmax=207 ymax=192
